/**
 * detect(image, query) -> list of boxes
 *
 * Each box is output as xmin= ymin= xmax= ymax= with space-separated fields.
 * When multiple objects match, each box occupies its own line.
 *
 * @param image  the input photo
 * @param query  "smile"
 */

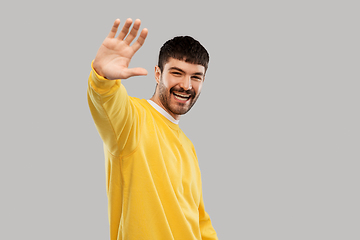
xmin=173 ymin=92 xmax=191 ymax=101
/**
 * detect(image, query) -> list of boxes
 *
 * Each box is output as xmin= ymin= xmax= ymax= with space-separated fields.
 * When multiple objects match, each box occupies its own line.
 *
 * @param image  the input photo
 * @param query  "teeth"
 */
xmin=174 ymin=92 xmax=190 ymax=98
xmin=174 ymin=95 xmax=188 ymax=101
xmin=173 ymin=93 xmax=190 ymax=101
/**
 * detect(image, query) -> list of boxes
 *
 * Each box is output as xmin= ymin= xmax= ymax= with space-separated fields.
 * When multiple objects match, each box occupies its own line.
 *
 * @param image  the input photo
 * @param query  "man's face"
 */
xmin=154 ymin=58 xmax=205 ymax=119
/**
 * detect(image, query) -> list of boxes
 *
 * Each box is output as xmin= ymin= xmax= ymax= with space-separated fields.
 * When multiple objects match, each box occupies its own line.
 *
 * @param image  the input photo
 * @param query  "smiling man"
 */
xmin=88 ymin=18 xmax=218 ymax=240
xmin=152 ymin=57 xmax=205 ymax=118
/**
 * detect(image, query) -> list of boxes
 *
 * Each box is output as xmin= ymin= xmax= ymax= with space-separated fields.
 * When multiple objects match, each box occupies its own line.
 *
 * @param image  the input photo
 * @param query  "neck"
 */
xmin=150 ymin=95 xmax=180 ymax=121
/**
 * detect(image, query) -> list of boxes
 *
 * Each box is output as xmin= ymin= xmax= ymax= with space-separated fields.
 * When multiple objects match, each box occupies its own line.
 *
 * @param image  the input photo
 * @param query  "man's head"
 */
xmin=152 ymin=36 xmax=209 ymax=120
xmin=157 ymin=36 xmax=209 ymax=73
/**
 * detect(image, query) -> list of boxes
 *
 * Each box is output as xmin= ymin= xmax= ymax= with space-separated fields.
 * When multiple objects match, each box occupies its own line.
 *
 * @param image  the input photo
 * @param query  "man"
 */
xmin=88 ymin=18 xmax=218 ymax=240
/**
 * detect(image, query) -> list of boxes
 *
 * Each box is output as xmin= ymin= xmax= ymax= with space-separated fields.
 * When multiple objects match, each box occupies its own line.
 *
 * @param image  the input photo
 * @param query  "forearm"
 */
xmin=87 ymin=61 xmax=132 ymax=156
xmin=199 ymin=194 xmax=218 ymax=240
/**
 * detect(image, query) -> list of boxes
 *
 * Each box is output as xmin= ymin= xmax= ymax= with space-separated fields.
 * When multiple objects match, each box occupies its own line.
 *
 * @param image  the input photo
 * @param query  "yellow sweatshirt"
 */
xmin=87 ymin=64 xmax=218 ymax=240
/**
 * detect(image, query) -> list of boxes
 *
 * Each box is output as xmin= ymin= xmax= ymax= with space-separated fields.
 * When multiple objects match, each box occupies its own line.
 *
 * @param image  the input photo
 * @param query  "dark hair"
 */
xmin=158 ymin=36 xmax=209 ymax=73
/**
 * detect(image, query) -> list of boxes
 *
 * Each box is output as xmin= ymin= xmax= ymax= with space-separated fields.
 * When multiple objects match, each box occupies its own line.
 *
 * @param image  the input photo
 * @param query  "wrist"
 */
xmin=92 ymin=60 xmax=106 ymax=78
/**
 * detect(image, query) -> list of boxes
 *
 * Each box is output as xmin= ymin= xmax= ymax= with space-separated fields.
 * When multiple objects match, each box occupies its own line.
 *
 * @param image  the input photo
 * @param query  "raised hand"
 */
xmin=93 ymin=18 xmax=148 ymax=80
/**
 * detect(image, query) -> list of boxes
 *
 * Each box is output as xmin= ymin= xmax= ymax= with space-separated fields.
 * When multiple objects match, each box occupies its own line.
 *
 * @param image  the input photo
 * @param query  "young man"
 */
xmin=88 ymin=18 xmax=218 ymax=240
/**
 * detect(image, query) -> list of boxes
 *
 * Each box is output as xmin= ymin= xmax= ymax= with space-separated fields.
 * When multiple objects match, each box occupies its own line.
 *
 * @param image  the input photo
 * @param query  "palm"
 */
xmin=93 ymin=19 xmax=148 ymax=80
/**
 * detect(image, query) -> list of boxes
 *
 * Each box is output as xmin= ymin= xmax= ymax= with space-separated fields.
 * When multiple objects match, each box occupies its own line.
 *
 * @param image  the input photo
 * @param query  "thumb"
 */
xmin=123 ymin=67 xmax=148 ymax=79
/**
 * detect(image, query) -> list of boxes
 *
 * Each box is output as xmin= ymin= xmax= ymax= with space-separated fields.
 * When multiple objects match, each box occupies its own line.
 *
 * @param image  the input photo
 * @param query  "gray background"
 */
xmin=1 ymin=0 xmax=359 ymax=239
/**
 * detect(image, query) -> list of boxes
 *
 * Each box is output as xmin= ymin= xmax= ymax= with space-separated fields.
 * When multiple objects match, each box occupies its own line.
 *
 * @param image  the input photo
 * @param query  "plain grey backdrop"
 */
xmin=1 ymin=0 xmax=359 ymax=239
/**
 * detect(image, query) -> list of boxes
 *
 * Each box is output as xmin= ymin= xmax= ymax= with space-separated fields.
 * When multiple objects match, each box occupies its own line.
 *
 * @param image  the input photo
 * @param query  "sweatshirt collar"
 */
xmin=147 ymin=100 xmax=180 ymax=125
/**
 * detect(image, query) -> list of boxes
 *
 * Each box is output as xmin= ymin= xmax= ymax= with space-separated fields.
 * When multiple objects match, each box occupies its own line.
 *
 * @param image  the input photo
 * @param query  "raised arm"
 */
xmin=93 ymin=18 xmax=148 ymax=80
xmin=88 ymin=18 xmax=147 ymax=157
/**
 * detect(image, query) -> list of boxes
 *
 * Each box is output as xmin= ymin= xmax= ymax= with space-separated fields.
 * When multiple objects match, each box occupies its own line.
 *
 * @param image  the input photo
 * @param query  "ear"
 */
xmin=154 ymin=66 xmax=161 ymax=83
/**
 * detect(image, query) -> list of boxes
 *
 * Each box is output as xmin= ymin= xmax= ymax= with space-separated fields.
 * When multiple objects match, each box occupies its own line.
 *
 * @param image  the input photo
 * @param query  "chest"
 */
xmin=140 ymin=123 xmax=201 ymax=200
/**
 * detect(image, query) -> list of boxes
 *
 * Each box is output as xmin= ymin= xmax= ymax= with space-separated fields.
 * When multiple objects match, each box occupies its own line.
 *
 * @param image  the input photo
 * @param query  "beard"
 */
xmin=158 ymin=76 xmax=200 ymax=116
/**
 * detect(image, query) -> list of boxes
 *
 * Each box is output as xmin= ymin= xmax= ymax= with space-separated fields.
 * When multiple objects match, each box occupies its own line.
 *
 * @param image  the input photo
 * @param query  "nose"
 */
xmin=179 ymin=76 xmax=192 ymax=90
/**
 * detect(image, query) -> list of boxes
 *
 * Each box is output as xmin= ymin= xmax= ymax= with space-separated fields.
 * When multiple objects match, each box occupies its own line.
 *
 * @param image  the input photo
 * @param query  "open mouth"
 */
xmin=173 ymin=92 xmax=191 ymax=101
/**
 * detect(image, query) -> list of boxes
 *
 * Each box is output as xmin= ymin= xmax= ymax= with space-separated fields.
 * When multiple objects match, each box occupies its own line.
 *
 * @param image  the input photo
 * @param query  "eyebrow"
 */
xmin=168 ymin=67 xmax=204 ymax=76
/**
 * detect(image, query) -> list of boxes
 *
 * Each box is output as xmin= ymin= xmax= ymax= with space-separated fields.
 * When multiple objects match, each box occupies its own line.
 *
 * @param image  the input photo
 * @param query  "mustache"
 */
xmin=170 ymin=87 xmax=195 ymax=97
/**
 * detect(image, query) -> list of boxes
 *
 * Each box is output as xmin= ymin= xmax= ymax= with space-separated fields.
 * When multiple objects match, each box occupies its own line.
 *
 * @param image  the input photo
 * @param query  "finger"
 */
xmin=107 ymin=19 xmax=120 ymax=38
xmin=123 ymin=67 xmax=148 ymax=79
xmin=124 ymin=19 xmax=142 ymax=44
xmin=131 ymin=28 xmax=148 ymax=53
xmin=117 ymin=18 xmax=133 ymax=40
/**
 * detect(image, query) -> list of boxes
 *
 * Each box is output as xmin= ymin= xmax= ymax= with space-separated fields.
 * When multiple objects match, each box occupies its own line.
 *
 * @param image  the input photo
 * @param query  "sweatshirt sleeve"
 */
xmin=199 ymin=192 xmax=219 ymax=240
xmin=87 ymin=62 xmax=140 ymax=157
